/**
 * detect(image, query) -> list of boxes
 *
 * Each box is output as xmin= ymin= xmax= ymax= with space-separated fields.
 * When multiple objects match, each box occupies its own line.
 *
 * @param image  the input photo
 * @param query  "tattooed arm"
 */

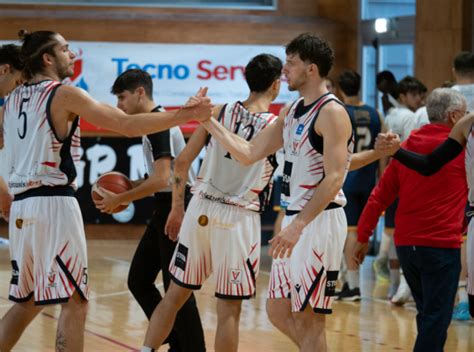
xmin=164 ymin=124 xmax=210 ymax=240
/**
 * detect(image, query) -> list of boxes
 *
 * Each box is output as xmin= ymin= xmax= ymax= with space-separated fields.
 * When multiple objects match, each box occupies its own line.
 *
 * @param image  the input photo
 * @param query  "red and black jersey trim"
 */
xmin=307 ymin=98 xmax=355 ymax=155
xmin=170 ymin=274 xmax=202 ymax=290
xmin=299 ymin=266 xmax=325 ymax=313
xmin=55 ymin=255 xmax=87 ymax=301
xmin=45 ymin=83 xmax=79 ymax=186
xmin=8 ymin=291 xmax=34 ymax=303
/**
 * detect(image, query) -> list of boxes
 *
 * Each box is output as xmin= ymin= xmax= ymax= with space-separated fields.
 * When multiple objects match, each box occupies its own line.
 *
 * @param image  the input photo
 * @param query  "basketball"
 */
xmin=91 ymin=171 xmax=133 ymax=213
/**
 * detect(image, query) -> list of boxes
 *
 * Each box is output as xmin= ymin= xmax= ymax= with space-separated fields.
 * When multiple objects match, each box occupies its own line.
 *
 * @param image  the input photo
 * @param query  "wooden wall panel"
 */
xmin=0 ymin=1 xmax=357 ymax=79
xmin=415 ymin=0 xmax=472 ymax=90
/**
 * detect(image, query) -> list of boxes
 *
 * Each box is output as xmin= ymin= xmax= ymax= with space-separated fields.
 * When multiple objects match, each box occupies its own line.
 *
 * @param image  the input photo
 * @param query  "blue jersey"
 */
xmin=343 ymin=104 xmax=381 ymax=193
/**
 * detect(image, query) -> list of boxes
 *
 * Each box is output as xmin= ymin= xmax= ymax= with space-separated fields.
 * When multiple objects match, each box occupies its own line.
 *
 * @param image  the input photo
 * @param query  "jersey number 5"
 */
xmin=18 ymin=98 xmax=30 ymax=140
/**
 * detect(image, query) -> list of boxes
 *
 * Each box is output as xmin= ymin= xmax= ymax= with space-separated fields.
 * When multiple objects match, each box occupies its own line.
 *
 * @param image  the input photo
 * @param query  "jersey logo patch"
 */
xmin=15 ymin=219 xmax=23 ymax=229
xmin=47 ymin=271 xmax=58 ymax=288
xmin=324 ymin=271 xmax=339 ymax=297
xmin=296 ymin=124 xmax=305 ymax=135
xmin=282 ymin=161 xmax=293 ymax=197
xmin=10 ymin=260 xmax=19 ymax=285
xmin=175 ymin=243 xmax=189 ymax=271
xmin=230 ymin=269 xmax=242 ymax=285
xmin=198 ymin=215 xmax=209 ymax=227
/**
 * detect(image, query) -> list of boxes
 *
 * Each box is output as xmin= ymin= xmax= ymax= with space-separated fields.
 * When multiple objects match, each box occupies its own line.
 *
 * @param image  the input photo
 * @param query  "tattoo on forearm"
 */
xmin=56 ymin=331 xmax=67 ymax=352
xmin=173 ymin=176 xmax=182 ymax=186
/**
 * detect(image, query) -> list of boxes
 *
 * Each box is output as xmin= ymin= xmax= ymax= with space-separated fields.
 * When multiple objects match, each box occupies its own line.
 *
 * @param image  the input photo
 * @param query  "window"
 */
xmin=362 ymin=44 xmax=414 ymax=111
xmin=361 ymin=0 xmax=416 ymax=20
xmin=0 ymin=0 xmax=276 ymax=9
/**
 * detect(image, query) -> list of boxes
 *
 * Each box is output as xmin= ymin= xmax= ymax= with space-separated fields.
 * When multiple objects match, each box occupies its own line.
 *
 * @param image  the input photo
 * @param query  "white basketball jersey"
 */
xmin=194 ymin=102 xmax=278 ymax=212
xmin=3 ymin=81 xmax=81 ymax=195
xmin=465 ymin=124 xmax=474 ymax=205
xmin=281 ymin=94 xmax=354 ymax=212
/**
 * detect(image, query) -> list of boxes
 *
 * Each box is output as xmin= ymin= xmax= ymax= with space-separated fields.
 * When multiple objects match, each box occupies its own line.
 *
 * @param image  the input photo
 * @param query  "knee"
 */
xmin=266 ymin=300 xmax=279 ymax=323
xmin=217 ymin=299 xmax=242 ymax=318
xmin=179 ymin=294 xmax=198 ymax=311
xmin=266 ymin=300 xmax=288 ymax=327
xmin=292 ymin=311 xmax=325 ymax=334
xmin=164 ymin=284 xmax=192 ymax=311
xmin=63 ymin=296 xmax=88 ymax=321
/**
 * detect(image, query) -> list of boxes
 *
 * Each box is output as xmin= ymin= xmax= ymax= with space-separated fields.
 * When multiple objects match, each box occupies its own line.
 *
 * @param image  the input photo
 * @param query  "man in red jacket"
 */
xmin=353 ymin=88 xmax=468 ymax=352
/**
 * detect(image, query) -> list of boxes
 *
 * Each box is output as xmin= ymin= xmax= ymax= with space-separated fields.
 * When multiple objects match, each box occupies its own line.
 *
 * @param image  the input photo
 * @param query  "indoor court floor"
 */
xmin=1 ymin=225 xmax=473 ymax=351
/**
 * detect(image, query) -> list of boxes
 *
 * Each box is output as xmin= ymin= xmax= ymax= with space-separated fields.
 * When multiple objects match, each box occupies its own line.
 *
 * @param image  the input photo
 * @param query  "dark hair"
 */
xmin=0 ymin=44 xmax=24 ymax=71
xmin=453 ymin=51 xmax=474 ymax=76
xmin=286 ymin=33 xmax=334 ymax=77
xmin=338 ymin=70 xmax=361 ymax=96
xmin=244 ymin=54 xmax=282 ymax=93
xmin=111 ymin=69 xmax=153 ymax=99
xmin=398 ymin=76 xmax=425 ymax=95
xmin=376 ymin=70 xmax=397 ymax=85
xmin=18 ymin=29 xmax=59 ymax=78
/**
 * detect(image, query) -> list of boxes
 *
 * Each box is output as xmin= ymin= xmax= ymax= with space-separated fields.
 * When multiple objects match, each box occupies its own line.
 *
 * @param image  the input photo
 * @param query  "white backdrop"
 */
xmin=1 ymin=40 xmax=297 ymax=106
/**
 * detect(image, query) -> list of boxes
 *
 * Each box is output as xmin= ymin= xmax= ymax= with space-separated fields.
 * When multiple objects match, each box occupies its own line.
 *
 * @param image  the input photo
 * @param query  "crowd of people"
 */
xmin=0 ymin=28 xmax=472 ymax=352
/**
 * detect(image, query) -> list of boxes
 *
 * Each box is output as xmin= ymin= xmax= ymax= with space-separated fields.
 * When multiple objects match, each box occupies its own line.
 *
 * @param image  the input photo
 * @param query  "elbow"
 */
xmin=240 ymin=157 xmax=254 ymax=167
xmin=327 ymin=172 xmax=345 ymax=194
xmin=118 ymin=118 xmax=140 ymax=137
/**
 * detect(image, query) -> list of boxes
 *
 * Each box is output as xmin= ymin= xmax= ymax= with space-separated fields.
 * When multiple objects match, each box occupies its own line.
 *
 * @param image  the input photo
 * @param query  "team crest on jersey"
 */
xmin=47 ymin=271 xmax=58 ymax=288
xmin=230 ymin=269 xmax=242 ymax=285
xmin=198 ymin=215 xmax=209 ymax=227
xmin=15 ymin=218 xmax=23 ymax=229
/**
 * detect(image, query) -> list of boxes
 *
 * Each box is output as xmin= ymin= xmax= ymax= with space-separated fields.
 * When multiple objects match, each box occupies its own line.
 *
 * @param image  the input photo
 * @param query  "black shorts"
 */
xmin=344 ymin=191 xmax=371 ymax=227
xmin=385 ymin=199 xmax=398 ymax=229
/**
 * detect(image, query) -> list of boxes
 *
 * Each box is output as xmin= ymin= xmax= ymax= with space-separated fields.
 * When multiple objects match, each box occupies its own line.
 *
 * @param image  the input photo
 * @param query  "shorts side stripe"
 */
xmin=300 ymin=267 xmax=325 ymax=312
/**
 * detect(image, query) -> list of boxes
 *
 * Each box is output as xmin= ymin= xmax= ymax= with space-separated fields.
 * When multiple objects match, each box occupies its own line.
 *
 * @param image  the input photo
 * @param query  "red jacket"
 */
xmin=357 ymin=123 xmax=467 ymax=248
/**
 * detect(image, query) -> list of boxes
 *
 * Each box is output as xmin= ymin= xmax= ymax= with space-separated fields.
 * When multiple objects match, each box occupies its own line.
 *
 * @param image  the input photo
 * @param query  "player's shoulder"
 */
xmin=320 ymin=99 xmax=350 ymax=120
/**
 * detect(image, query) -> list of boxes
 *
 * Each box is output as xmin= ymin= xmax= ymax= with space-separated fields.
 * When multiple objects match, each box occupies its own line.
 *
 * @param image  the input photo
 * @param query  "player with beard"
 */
xmin=0 ymin=30 xmax=211 ymax=351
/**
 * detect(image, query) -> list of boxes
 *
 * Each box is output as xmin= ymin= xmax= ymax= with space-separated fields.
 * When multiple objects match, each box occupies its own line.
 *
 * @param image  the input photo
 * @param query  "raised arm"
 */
xmin=200 ymin=106 xmax=287 ymax=166
xmin=386 ymin=113 xmax=473 ymax=176
xmin=56 ymin=85 xmax=212 ymax=137
xmin=164 ymin=124 xmax=209 ymax=240
xmin=269 ymin=102 xmax=352 ymax=258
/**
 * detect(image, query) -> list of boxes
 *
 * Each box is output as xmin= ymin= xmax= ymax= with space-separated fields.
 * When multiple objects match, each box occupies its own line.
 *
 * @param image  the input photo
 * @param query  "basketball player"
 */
xmin=336 ymin=69 xmax=384 ymax=301
xmin=0 ymin=43 xmax=24 ymax=222
xmin=141 ymin=53 xmax=282 ymax=352
xmin=196 ymin=33 xmax=354 ymax=352
xmin=0 ymin=30 xmax=210 ymax=351
xmin=94 ymin=68 xmax=205 ymax=351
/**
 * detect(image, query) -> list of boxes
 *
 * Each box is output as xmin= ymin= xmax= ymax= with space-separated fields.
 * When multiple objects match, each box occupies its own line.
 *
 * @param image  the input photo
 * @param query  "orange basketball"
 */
xmin=91 ymin=171 xmax=133 ymax=213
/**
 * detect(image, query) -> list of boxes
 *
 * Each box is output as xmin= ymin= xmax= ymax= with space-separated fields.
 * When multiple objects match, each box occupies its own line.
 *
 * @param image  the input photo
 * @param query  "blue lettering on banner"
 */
xmin=112 ymin=58 xmax=190 ymax=80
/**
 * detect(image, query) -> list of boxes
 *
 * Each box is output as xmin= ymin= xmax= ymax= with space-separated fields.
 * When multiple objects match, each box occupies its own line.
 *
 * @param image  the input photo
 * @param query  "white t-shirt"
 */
xmin=414 ymin=106 xmax=430 ymax=127
xmin=384 ymin=105 xmax=418 ymax=142
xmin=452 ymin=84 xmax=474 ymax=113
